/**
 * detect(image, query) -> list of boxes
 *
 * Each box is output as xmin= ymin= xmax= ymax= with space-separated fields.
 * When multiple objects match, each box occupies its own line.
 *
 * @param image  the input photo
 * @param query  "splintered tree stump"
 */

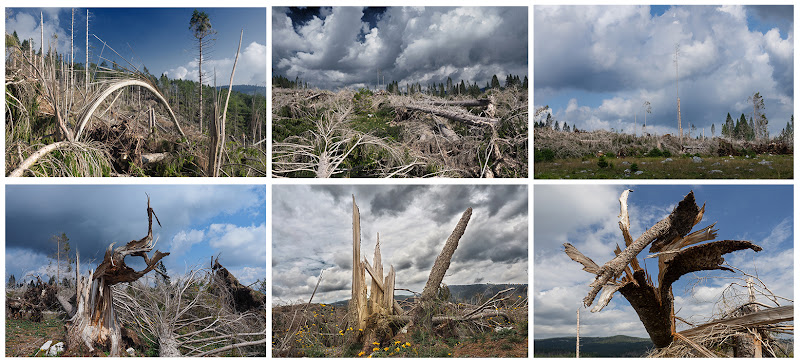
xmin=65 ymin=195 xmax=169 ymax=356
xmin=564 ymin=190 xmax=762 ymax=350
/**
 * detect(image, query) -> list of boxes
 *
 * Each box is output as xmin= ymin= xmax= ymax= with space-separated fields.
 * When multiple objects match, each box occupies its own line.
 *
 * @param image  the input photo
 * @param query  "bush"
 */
xmin=631 ymin=163 xmax=639 ymax=172
xmin=597 ymin=156 xmax=609 ymax=168
xmin=534 ymin=148 xmax=555 ymax=162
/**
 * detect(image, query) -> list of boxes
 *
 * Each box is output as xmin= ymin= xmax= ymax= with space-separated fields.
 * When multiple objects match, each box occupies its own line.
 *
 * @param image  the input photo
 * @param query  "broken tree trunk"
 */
xmin=349 ymin=196 xmax=368 ymax=335
xmin=564 ymin=190 xmax=762 ymax=349
xmin=396 ymin=103 xmax=499 ymax=126
xmin=65 ymin=195 xmax=169 ymax=356
xmin=414 ymin=207 xmax=473 ymax=331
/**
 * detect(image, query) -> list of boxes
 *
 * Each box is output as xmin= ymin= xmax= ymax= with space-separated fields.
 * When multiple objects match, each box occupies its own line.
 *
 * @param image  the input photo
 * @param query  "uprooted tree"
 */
xmin=57 ymin=195 xmax=169 ymax=356
xmin=564 ymin=190 xmax=792 ymax=357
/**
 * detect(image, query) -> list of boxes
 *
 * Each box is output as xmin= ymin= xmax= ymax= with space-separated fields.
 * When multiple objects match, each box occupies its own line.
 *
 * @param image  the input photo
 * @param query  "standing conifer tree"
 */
xmin=190 ymin=10 xmax=215 ymax=134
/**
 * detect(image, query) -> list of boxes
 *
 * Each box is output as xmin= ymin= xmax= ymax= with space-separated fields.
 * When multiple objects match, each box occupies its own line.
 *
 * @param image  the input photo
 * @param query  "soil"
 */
xmin=6 ymin=317 xmax=66 ymax=357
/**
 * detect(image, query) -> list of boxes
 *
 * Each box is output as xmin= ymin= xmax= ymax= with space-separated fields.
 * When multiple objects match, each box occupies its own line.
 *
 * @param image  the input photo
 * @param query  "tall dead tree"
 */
xmin=60 ymin=196 xmax=169 ymax=356
xmin=674 ymin=44 xmax=683 ymax=144
xmin=564 ymin=190 xmax=761 ymax=351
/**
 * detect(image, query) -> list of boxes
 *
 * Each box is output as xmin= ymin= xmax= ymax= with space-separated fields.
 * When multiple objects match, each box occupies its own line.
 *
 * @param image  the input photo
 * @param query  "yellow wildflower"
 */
xmin=384 ymin=347 xmax=389 ymax=351
xmin=358 ymin=351 xmax=365 ymax=357
xmin=394 ymin=341 xmax=401 ymax=345
xmin=372 ymin=342 xmax=380 ymax=345
xmin=373 ymin=347 xmax=379 ymax=352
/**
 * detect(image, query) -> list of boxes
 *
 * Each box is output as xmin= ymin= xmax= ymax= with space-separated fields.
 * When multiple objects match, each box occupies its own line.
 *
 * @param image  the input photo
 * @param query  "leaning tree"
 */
xmin=58 ymin=195 xmax=169 ymax=356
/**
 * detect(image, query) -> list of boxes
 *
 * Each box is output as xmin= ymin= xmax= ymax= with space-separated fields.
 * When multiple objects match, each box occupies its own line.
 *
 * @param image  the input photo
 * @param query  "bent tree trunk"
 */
xmin=65 ymin=196 xmax=169 ymax=356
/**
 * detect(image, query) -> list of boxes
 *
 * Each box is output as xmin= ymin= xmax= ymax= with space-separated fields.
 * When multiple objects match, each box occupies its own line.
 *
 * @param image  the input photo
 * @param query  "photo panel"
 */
xmin=5 ymin=184 xmax=267 ymax=356
xmin=272 ymin=184 xmax=529 ymax=357
xmin=533 ymin=184 xmax=793 ymax=357
xmin=272 ymin=6 xmax=529 ymax=178
xmin=533 ymin=5 xmax=793 ymax=179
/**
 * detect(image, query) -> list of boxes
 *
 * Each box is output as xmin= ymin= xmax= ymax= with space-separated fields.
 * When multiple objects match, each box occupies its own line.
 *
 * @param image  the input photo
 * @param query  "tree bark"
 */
xmin=65 ymin=196 xmax=169 ymax=356
xmin=397 ymin=104 xmax=499 ymax=126
xmin=414 ymin=208 xmax=472 ymax=330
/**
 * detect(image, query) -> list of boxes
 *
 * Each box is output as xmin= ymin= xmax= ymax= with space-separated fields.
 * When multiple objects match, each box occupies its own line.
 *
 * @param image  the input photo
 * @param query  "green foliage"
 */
xmin=534 ymin=148 xmax=555 ymax=163
xmin=630 ymin=163 xmax=639 ymax=172
xmin=597 ymin=156 xmax=609 ymax=168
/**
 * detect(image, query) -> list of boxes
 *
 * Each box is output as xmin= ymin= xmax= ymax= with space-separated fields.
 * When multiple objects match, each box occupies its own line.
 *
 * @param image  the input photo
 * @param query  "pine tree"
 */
xmin=711 ymin=124 xmax=715 ymax=138
xmin=190 ymin=10 xmax=215 ymax=133
xmin=491 ymin=74 xmax=500 ymax=89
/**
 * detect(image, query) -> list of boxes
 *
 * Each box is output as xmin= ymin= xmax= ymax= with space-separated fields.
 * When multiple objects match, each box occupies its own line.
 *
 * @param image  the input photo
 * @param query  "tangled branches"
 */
xmin=114 ymin=268 xmax=266 ymax=357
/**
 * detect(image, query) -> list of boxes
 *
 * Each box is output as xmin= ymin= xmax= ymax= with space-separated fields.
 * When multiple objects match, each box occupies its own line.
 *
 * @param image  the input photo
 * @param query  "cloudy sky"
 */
xmin=534 ymin=185 xmax=793 ymax=339
xmin=6 ymin=8 xmax=267 ymax=86
xmin=6 ymin=185 xmax=266 ymax=286
xmin=272 ymin=185 xmax=528 ymax=304
xmin=535 ymin=5 xmax=793 ymax=137
xmin=273 ymin=7 xmax=528 ymax=90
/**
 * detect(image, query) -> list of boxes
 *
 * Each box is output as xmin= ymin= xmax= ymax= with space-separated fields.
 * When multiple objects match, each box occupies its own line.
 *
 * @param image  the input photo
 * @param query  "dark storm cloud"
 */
xmin=6 ymin=185 xmax=263 ymax=270
xmin=272 ymin=184 xmax=528 ymax=303
xmin=369 ymin=185 xmax=425 ymax=217
xmin=747 ymin=5 xmax=793 ymax=29
xmin=273 ymin=6 xmax=527 ymax=90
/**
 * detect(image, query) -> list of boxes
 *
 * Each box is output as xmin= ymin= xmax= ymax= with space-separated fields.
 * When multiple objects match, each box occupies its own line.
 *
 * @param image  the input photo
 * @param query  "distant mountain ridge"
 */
xmin=216 ymin=85 xmax=266 ymax=96
xmin=328 ymin=283 xmax=528 ymax=306
xmin=534 ymin=335 xmax=653 ymax=357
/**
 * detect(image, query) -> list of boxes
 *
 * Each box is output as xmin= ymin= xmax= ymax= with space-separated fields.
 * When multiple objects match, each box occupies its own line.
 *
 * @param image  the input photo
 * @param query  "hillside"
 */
xmin=272 ymin=85 xmax=528 ymax=178
xmin=534 ymin=335 xmax=653 ymax=357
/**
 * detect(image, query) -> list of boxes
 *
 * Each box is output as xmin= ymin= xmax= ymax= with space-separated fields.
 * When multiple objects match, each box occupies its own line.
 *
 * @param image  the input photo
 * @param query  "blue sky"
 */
xmin=273 ymin=6 xmax=527 ymax=90
xmin=535 ymin=5 xmax=793 ymax=137
xmin=534 ymin=185 xmax=793 ymax=338
xmin=6 ymin=185 xmax=266 ymax=286
xmin=5 ymin=7 xmax=266 ymax=86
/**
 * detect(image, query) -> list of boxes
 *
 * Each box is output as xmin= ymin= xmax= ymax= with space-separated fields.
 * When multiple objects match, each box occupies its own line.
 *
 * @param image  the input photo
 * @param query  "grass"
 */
xmin=273 ymin=302 xmax=528 ymax=358
xmin=535 ymin=154 xmax=792 ymax=179
xmin=6 ymin=317 xmax=66 ymax=357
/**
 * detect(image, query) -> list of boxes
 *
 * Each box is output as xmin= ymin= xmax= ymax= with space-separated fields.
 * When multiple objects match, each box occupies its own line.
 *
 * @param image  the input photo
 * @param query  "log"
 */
xmin=398 ymin=104 xmax=499 ymax=126
xmin=141 ymin=153 xmax=169 ymax=164
xmin=679 ymin=305 xmax=793 ymax=338
xmin=427 ymin=99 xmax=490 ymax=107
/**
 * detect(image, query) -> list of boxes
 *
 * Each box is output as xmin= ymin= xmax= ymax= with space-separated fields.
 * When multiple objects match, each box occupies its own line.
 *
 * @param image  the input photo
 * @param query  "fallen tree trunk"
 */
xmin=397 ymin=104 xmax=499 ymax=126
xmin=426 ymin=99 xmax=490 ymax=107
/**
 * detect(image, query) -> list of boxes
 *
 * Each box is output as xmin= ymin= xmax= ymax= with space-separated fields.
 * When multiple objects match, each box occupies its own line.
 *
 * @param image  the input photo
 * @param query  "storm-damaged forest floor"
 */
xmin=272 ymin=87 xmax=528 ymax=178
xmin=272 ymin=285 xmax=528 ymax=358
xmin=534 ymin=128 xmax=792 ymax=179
xmin=5 ymin=32 xmax=266 ymax=177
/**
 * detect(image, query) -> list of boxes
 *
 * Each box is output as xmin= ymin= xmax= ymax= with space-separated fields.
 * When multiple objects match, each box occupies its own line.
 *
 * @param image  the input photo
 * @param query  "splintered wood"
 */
xmin=349 ymin=196 xmax=398 ymax=334
xmin=564 ymin=190 xmax=763 ymax=349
